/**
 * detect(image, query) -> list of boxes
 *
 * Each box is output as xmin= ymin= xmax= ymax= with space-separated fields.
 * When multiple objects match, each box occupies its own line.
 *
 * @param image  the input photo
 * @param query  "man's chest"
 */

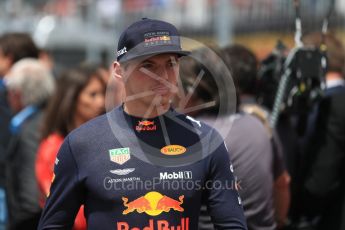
xmin=76 ymin=144 xmax=208 ymax=229
xmin=78 ymin=144 xmax=207 ymax=208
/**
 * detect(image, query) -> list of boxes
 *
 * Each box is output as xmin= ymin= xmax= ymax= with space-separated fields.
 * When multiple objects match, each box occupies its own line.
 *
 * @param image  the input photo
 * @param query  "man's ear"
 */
xmin=113 ymin=61 xmax=123 ymax=79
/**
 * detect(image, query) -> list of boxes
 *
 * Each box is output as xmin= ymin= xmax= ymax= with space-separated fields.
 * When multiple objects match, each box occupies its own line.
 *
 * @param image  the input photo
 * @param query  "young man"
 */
xmin=38 ymin=18 xmax=247 ymax=230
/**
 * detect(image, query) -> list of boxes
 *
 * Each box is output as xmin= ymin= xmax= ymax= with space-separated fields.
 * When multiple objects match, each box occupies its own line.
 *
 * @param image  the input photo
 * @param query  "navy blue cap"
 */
xmin=116 ymin=18 xmax=190 ymax=63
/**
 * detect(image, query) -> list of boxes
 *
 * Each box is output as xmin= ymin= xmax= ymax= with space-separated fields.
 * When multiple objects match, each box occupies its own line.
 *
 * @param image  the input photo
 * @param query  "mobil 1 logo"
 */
xmin=160 ymin=171 xmax=193 ymax=180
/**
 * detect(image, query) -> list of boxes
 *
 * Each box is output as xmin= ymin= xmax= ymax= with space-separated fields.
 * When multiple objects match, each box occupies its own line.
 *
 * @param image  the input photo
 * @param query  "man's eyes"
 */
xmin=141 ymin=63 xmax=154 ymax=69
xmin=140 ymin=62 xmax=178 ymax=70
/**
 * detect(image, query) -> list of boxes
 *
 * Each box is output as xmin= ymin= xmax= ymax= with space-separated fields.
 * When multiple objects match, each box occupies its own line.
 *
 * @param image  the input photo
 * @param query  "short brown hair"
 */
xmin=0 ymin=32 xmax=39 ymax=64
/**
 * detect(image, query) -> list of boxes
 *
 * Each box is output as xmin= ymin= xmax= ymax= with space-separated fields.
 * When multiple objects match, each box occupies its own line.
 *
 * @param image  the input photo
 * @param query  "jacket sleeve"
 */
xmin=205 ymin=130 xmax=248 ymax=230
xmin=38 ymin=136 xmax=84 ymax=230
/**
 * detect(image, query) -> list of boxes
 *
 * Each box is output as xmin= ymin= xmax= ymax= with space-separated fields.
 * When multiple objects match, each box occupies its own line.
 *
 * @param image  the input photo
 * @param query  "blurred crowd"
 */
xmin=0 ymin=32 xmax=122 ymax=230
xmin=0 ymin=28 xmax=344 ymax=230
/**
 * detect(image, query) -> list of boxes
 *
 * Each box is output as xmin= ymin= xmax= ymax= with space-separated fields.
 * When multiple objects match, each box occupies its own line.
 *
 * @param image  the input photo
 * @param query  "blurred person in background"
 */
xmin=0 ymin=33 xmax=39 ymax=227
xmin=300 ymin=32 xmax=345 ymax=151
xmin=221 ymin=45 xmax=290 ymax=229
xmin=35 ymin=64 xmax=106 ymax=230
xmin=299 ymin=32 xmax=345 ymax=155
xmin=4 ymin=58 xmax=54 ymax=230
xmin=0 ymin=33 xmax=39 ymax=110
xmin=298 ymin=33 xmax=345 ymax=230
xmin=302 ymin=91 xmax=345 ymax=230
xmin=179 ymin=45 xmax=290 ymax=230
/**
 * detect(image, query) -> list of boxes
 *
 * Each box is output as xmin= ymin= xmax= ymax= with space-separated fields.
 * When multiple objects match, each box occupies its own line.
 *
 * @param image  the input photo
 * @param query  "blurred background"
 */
xmin=0 ymin=0 xmax=344 ymax=70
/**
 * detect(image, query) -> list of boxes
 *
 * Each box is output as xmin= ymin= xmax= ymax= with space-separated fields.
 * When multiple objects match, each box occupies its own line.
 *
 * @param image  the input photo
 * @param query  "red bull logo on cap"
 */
xmin=144 ymin=31 xmax=172 ymax=47
xmin=122 ymin=191 xmax=184 ymax=216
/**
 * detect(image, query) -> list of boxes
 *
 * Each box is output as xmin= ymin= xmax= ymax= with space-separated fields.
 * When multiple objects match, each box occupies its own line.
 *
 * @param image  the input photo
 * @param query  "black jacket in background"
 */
xmin=0 ymin=83 xmax=12 ymax=187
xmin=5 ymin=111 xmax=43 ymax=230
xmin=304 ymin=92 xmax=345 ymax=230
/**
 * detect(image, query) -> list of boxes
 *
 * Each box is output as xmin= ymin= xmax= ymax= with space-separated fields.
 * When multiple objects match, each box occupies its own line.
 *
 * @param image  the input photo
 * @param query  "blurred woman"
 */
xmin=35 ymin=64 xmax=106 ymax=230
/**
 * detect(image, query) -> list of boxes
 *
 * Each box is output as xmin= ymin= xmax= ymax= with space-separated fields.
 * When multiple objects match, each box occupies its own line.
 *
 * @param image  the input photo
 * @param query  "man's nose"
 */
xmin=156 ymin=66 xmax=169 ymax=80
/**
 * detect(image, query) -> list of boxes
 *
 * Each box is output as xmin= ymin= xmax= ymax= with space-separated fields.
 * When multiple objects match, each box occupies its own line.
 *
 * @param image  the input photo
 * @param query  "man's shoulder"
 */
xmin=171 ymin=110 xmax=213 ymax=130
xmin=68 ymin=107 xmax=123 ymax=143
xmin=185 ymin=114 xmax=210 ymax=130
xmin=69 ymin=113 xmax=109 ymax=139
xmin=178 ymin=113 xmax=227 ymax=149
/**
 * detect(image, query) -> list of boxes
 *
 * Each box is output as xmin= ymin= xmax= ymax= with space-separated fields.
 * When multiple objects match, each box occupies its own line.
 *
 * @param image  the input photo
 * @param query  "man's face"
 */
xmin=122 ymin=53 xmax=180 ymax=111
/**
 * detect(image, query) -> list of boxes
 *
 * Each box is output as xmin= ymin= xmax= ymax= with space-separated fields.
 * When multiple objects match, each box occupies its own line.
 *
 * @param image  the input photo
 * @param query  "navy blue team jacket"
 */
xmin=38 ymin=106 xmax=247 ymax=230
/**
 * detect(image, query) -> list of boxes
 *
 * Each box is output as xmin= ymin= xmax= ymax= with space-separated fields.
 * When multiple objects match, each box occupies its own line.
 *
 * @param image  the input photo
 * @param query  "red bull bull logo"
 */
xmin=119 ymin=192 xmax=189 ymax=230
xmin=122 ymin=196 xmax=151 ymax=214
xmin=122 ymin=191 xmax=184 ymax=216
xmin=138 ymin=121 xmax=155 ymax=126
xmin=136 ymin=120 xmax=157 ymax=131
